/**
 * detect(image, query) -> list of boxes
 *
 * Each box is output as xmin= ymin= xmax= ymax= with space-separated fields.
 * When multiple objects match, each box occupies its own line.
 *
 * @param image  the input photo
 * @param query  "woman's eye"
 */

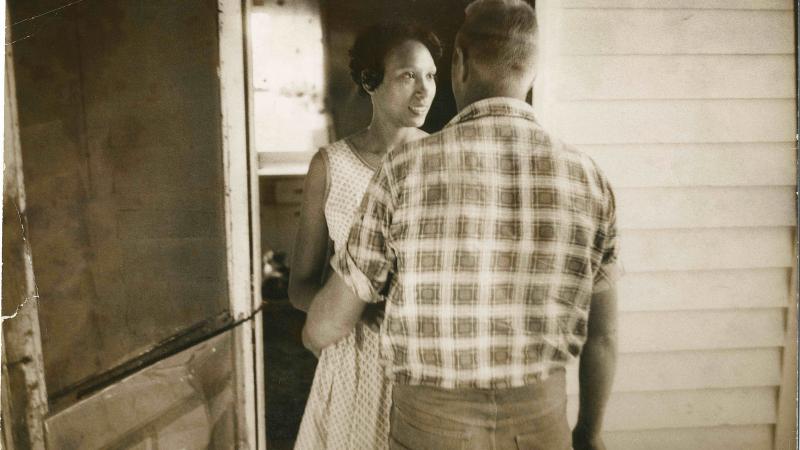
xmin=427 ymin=73 xmax=437 ymax=80
xmin=403 ymin=72 xmax=415 ymax=80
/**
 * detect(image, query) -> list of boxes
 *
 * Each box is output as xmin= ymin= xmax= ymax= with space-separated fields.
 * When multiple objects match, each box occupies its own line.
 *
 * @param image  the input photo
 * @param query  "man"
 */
xmin=303 ymin=1 xmax=620 ymax=448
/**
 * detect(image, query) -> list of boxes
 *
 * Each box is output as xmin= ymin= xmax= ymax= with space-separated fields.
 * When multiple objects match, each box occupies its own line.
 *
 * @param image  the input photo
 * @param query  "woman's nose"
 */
xmin=417 ymin=77 xmax=434 ymax=98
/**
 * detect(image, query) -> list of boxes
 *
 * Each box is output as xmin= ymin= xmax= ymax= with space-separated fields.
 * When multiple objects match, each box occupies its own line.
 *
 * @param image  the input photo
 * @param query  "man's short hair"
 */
xmin=456 ymin=0 xmax=538 ymax=75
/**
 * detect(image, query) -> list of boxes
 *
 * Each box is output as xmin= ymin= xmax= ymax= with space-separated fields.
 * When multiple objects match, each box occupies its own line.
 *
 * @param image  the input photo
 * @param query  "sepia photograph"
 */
xmin=1 ymin=0 xmax=797 ymax=449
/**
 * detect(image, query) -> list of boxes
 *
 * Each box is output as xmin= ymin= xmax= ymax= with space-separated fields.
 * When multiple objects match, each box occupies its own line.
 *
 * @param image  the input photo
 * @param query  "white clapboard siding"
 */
xmin=565 ymin=348 xmax=782 ymax=394
xmin=562 ymin=0 xmax=792 ymax=9
xmin=618 ymin=308 xmax=785 ymax=353
xmin=581 ymin=143 xmax=795 ymax=188
xmin=603 ymin=425 xmax=774 ymax=450
xmin=554 ymin=99 xmax=795 ymax=144
xmin=559 ymin=9 xmax=794 ymax=55
xmin=557 ymin=55 xmax=794 ymax=100
xmin=616 ymin=186 xmax=795 ymax=229
xmin=618 ymin=268 xmax=791 ymax=312
xmin=567 ymin=387 xmax=778 ymax=431
xmin=543 ymin=3 xmax=795 ymax=447
xmin=621 ymin=227 xmax=794 ymax=272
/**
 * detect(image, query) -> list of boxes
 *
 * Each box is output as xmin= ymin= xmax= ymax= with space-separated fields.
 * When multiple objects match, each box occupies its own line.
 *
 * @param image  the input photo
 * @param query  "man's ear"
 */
xmin=452 ymin=47 xmax=469 ymax=83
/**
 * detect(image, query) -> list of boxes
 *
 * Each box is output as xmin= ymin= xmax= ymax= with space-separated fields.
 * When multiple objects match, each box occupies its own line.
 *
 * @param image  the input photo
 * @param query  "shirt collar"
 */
xmin=446 ymin=97 xmax=539 ymax=128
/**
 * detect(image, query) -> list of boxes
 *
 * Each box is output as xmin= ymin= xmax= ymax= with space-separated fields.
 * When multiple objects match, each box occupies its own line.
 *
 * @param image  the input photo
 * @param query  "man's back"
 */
xmin=345 ymin=97 xmax=619 ymax=389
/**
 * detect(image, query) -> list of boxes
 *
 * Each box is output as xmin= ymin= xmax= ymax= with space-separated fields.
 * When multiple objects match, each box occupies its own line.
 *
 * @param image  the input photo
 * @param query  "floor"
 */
xmin=263 ymin=300 xmax=317 ymax=450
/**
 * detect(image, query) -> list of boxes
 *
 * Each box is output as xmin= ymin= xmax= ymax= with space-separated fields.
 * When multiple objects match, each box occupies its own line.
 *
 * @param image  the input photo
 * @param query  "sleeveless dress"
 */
xmin=294 ymin=139 xmax=392 ymax=450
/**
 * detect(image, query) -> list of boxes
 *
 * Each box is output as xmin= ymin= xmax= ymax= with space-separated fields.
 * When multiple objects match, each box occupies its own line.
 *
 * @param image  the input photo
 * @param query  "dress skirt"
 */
xmin=294 ymin=323 xmax=391 ymax=450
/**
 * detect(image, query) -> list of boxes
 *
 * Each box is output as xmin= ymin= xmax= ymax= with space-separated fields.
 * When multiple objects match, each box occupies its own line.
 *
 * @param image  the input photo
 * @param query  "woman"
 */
xmin=289 ymin=21 xmax=442 ymax=450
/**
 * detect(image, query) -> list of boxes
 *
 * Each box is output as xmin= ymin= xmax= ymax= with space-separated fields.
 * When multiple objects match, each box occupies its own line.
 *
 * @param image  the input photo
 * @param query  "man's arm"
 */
xmin=303 ymin=154 xmax=396 ymax=356
xmin=572 ymin=286 xmax=618 ymax=450
xmin=302 ymin=272 xmax=367 ymax=357
xmin=332 ymin=158 xmax=397 ymax=303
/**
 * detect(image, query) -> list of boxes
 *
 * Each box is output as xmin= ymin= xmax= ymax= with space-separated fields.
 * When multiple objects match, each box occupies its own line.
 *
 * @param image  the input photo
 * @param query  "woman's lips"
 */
xmin=409 ymin=104 xmax=430 ymax=115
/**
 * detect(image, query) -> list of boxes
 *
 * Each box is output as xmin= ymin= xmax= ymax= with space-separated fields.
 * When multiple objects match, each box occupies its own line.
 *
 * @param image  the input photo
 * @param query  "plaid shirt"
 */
xmin=335 ymin=97 xmax=620 ymax=389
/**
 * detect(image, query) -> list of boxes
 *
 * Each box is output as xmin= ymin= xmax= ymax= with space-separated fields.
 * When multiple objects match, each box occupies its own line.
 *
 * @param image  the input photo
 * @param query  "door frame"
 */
xmin=1 ymin=12 xmax=49 ymax=449
xmin=217 ymin=0 xmax=266 ymax=447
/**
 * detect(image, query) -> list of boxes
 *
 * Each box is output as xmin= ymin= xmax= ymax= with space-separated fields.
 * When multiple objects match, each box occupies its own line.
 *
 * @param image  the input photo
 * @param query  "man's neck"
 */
xmin=458 ymin=85 xmax=529 ymax=112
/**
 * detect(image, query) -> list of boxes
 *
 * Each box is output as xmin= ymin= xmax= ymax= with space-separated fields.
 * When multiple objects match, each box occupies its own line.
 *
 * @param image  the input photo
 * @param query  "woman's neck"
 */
xmin=361 ymin=117 xmax=418 ymax=155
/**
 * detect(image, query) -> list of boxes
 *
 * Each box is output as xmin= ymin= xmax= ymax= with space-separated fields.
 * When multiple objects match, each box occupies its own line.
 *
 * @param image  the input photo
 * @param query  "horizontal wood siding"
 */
xmin=559 ymin=10 xmax=793 ymax=55
xmin=568 ymin=387 xmax=778 ymax=431
xmin=565 ymin=348 xmax=782 ymax=394
xmin=617 ymin=268 xmax=791 ymax=311
xmin=541 ymin=1 xmax=795 ymax=448
xmin=562 ymin=0 xmax=792 ymax=9
xmin=604 ymin=425 xmax=774 ymax=450
xmin=582 ymin=143 xmax=795 ymax=188
xmin=557 ymin=55 xmax=794 ymax=100
xmin=554 ymin=99 xmax=794 ymax=144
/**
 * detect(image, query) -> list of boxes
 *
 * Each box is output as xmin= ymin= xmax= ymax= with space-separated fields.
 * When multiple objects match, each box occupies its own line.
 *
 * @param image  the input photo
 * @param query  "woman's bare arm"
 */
xmin=288 ymin=151 xmax=330 ymax=312
xmin=301 ymin=272 xmax=367 ymax=356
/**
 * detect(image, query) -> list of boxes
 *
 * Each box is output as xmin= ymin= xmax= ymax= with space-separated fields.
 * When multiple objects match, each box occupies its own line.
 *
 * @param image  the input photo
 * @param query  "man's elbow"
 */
xmin=586 ymin=329 xmax=618 ymax=353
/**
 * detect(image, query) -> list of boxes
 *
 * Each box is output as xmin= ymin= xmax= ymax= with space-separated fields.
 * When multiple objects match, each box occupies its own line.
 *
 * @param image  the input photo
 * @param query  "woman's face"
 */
xmin=369 ymin=39 xmax=437 ymax=129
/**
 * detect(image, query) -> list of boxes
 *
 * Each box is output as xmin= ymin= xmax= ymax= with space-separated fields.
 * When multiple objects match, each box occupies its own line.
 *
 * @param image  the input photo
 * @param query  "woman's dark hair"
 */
xmin=349 ymin=21 xmax=443 ymax=95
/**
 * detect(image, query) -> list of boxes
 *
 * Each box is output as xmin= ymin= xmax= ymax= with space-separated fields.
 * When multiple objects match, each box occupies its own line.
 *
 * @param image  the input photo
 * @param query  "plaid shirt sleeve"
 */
xmin=332 ymin=158 xmax=396 ymax=303
xmin=592 ymin=172 xmax=621 ymax=293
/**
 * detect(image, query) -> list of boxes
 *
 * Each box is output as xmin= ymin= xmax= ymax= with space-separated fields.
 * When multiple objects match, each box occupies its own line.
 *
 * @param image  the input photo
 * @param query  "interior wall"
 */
xmin=8 ymin=0 xmax=230 ymax=406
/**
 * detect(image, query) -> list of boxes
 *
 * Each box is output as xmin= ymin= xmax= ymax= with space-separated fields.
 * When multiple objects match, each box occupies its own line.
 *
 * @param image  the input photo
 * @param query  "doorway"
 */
xmin=247 ymin=0 xmax=468 ymax=447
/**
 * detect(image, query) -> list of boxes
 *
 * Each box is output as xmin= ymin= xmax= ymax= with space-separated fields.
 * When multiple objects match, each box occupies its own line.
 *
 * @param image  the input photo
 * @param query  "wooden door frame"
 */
xmin=218 ymin=0 xmax=266 ymax=447
xmin=1 ymin=13 xmax=49 ymax=449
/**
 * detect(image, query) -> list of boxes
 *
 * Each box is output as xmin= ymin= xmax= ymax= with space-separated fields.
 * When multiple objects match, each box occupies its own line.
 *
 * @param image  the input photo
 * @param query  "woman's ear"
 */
xmin=361 ymin=70 xmax=376 ymax=95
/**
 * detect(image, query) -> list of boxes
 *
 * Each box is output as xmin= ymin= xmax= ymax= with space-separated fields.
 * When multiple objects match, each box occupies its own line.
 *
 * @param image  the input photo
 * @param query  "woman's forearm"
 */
xmin=302 ymin=273 xmax=367 ymax=354
xmin=288 ymin=278 xmax=319 ymax=312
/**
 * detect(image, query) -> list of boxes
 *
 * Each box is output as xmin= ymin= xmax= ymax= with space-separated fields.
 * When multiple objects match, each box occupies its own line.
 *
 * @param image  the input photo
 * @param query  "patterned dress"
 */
xmin=294 ymin=139 xmax=392 ymax=450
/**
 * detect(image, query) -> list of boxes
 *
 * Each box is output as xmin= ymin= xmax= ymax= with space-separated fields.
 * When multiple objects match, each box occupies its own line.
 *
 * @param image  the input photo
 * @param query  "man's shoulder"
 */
xmin=547 ymin=137 xmax=614 ymax=192
xmin=389 ymin=129 xmax=448 ymax=161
